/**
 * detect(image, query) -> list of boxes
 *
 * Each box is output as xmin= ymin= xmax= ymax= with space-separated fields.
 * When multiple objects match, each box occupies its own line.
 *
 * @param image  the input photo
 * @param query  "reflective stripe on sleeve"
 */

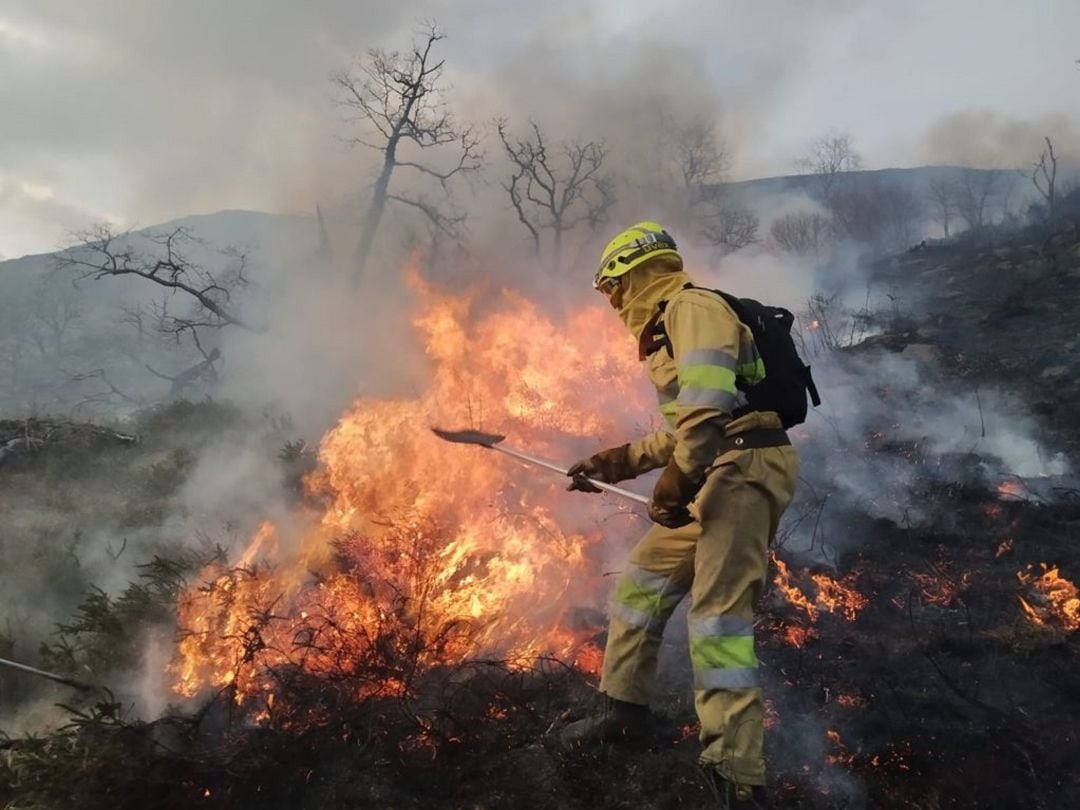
xmin=677 ymin=348 xmax=740 ymax=412
xmin=681 ymin=349 xmax=738 ymax=370
xmin=676 ymin=386 xmax=739 ymax=411
xmin=680 ymin=364 xmax=738 ymax=393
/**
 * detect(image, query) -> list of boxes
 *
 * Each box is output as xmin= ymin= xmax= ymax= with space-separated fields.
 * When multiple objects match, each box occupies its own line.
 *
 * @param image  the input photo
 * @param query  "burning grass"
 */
xmin=170 ymin=261 xmax=649 ymax=708
xmin=1017 ymin=563 xmax=1080 ymax=632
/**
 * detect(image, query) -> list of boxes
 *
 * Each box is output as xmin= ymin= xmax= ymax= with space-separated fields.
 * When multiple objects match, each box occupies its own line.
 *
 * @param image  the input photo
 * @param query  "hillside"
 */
xmin=1 ymin=214 xmax=1078 ymax=809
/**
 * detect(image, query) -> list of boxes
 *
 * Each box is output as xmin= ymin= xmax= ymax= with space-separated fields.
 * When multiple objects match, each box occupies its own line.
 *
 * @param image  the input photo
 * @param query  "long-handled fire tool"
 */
xmin=0 ymin=655 xmax=96 ymax=691
xmin=431 ymin=427 xmax=650 ymax=506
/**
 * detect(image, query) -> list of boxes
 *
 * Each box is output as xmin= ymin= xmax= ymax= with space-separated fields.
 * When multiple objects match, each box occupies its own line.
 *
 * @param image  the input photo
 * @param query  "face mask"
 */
xmin=615 ymin=265 xmax=691 ymax=339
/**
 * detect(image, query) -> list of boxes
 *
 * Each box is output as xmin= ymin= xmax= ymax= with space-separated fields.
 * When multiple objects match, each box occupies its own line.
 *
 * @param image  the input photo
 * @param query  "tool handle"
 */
xmin=0 ymin=656 xmax=95 ymax=691
xmin=489 ymin=444 xmax=651 ymax=506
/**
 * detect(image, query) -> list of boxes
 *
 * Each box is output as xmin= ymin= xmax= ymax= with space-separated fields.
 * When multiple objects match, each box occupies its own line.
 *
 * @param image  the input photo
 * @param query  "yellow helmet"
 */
xmin=594 ymin=221 xmax=679 ymax=290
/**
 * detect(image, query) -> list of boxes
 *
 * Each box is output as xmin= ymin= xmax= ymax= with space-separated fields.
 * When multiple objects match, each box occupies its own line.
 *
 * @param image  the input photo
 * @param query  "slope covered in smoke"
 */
xmin=2 ymin=213 xmax=1079 ymax=809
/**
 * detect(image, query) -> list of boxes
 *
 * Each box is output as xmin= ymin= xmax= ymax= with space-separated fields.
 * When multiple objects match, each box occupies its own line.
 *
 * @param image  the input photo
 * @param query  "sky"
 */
xmin=1 ymin=0 xmax=1078 ymax=260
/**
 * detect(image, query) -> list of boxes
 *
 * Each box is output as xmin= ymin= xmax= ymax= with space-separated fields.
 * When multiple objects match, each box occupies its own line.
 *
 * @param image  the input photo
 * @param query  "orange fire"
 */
xmin=781 ymin=624 xmax=816 ymax=648
xmin=171 ymin=255 xmax=654 ymax=705
xmin=825 ymin=729 xmax=856 ymax=766
xmin=835 ymin=694 xmax=867 ymax=709
xmin=771 ymin=555 xmax=867 ymax=645
xmin=811 ymin=572 xmax=869 ymax=622
xmin=772 ymin=556 xmax=819 ymax=622
xmin=996 ymin=479 xmax=1030 ymax=501
xmin=1017 ymin=564 xmax=1080 ymax=632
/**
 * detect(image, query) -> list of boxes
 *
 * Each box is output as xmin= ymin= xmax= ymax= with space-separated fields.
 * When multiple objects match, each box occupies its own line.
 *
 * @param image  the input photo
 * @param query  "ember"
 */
xmin=171 ymin=257 xmax=650 ymax=705
xmin=910 ymin=569 xmax=971 ymax=607
xmin=781 ymin=623 xmax=816 ymax=648
xmin=676 ymin=722 xmax=700 ymax=742
xmin=834 ymin=694 xmax=867 ymax=709
xmin=825 ymin=729 xmax=856 ymax=767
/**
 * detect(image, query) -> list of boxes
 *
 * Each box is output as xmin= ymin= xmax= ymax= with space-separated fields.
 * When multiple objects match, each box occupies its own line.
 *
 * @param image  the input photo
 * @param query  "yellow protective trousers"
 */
xmin=599 ymin=434 xmax=799 ymax=786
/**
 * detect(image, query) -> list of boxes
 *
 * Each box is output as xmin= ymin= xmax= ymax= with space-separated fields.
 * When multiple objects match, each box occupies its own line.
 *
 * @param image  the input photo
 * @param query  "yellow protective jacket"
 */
xmin=623 ymin=285 xmax=766 ymax=483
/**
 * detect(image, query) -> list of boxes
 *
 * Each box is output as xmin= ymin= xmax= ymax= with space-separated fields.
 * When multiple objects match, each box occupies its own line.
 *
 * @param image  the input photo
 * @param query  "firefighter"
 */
xmin=559 ymin=222 xmax=800 ymax=807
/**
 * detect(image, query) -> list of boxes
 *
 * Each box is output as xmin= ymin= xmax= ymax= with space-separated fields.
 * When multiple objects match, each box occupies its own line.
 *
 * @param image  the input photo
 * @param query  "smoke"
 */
xmin=913 ymin=110 xmax=1080 ymax=170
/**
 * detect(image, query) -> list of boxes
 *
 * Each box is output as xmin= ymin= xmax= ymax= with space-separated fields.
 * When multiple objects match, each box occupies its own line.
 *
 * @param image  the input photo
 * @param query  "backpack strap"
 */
xmin=640 ymin=302 xmax=673 ymax=359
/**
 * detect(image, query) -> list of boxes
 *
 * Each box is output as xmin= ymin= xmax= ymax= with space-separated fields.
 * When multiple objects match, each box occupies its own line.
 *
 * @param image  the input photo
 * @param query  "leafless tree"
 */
xmin=25 ymin=275 xmax=83 ymax=366
xmin=656 ymin=114 xmax=758 ymax=255
xmin=1032 ymin=136 xmax=1058 ymax=221
xmin=315 ymin=203 xmax=332 ymax=262
xmin=927 ymin=171 xmax=959 ymax=238
xmin=796 ymin=130 xmax=863 ymax=204
xmin=497 ymin=118 xmax=615 ymax=272
xmin=829 ymin=177 xmax=924 ymax=252
xmin=770 ymin=211 xmax=833 ymax=256
xmin=61 ymin=367 xmax=141 ymax=415
xmin=663 ymin=115 xmax=730 ymax=208
xmin=0 ymin=294 xmax=32 ymax=397
xmin=333 ymin=24 xmax=482 ymax=282
xmin=56 ymin=224 xmax=253 ymax=338
xmin=955 ymin=169 xmax=1002 ymax=232
xmin=146 ymin=338 xmax=222 ymax=400
xmin=700 ymin=200 xmax=759 ymax=254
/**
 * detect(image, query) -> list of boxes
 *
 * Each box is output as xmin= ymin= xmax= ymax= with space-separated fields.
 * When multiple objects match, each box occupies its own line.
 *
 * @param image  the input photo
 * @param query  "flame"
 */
xmin=771 ymin=555 xmax=867 ymax=646
xmin=810 ymin=573 xmax=868 ymax=622
xmin=996 ymin=479 xmax=1030 ymax=501
xmin=1017 ymin=564 xmax=1080 ymax=631
xmin=172 ymin=254 xmax=654 ymax=705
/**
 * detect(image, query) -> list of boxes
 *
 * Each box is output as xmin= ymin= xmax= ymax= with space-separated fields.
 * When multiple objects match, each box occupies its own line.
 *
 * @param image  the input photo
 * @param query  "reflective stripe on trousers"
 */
xmin=688 ymin=615 xmax=759 ymax=689
xmin=611 ymin=563 xmax=689 ymax=635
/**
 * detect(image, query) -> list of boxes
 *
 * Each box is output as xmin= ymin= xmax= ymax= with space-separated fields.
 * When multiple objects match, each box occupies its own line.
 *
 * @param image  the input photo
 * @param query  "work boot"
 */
xmin=556 ymin=695 xmax=650 ymax=750
xmin=701 ymin=766 xmax=766 ymax=809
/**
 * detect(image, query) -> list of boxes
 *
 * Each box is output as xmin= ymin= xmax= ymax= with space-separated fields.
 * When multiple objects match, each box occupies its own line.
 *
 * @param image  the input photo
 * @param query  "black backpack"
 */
xmin=648 ymin=285 xmax=821 ymax=428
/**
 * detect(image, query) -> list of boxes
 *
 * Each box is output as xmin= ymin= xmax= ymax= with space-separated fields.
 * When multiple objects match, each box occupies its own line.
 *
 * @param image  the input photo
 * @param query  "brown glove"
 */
xmin=647 ymin=458 xmax=702 ymax=528
xmin=566 ymin=444 xmax=634 ymax=493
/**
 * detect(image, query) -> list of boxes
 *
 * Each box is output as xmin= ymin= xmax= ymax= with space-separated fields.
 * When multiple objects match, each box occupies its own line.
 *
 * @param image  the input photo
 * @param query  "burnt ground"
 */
xmin=863 ymin=220 xmax=1080 ymax=458
xmin=3 ymin=222 xmax=1080 ymax=809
